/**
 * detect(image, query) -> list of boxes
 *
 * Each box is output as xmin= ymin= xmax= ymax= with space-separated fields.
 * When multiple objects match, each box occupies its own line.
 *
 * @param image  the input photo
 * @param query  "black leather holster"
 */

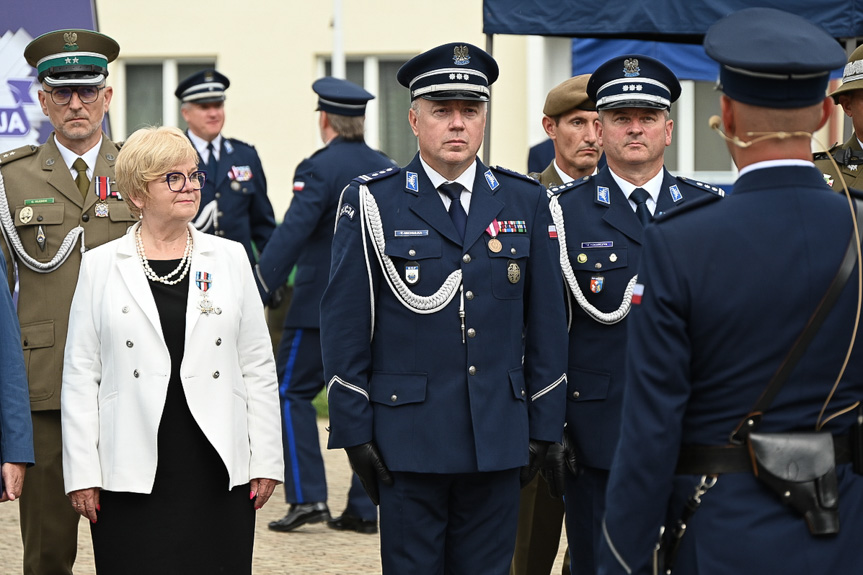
xmin=747 ymin=431 xmax=839 ymax=535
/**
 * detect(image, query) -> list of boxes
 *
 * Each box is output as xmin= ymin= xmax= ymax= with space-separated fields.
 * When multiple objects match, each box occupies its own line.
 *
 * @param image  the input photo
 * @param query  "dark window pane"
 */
xmin=694 ymin=82 xmax=732 ymax=171
xmin=378 ymin=60 xmax=414 ymax=166
xmin=125 ymin=64 xmax=162 ymax=131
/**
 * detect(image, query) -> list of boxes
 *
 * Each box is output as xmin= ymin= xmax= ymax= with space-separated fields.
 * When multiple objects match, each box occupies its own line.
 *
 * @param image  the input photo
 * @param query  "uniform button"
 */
xmin=609 ymin=253 xmax=618 ymax=262
xmin=37 ymin=215 xmax=43 ymax=222
xmin=408 ymin=249 xmax=416 ymax=257
xmin=521 ymin=389 xmax=526 ymax=397
xmin=511 ymin=247 xmax=517 ymax=255
xmin=213 ymin=371 xmax=220 ymax=379
xmin=390 ymin=394 xmax=398 ymax=402
xmin=215 ymin=338 xmax=222 ymax=346
xmin=573 ymin=391 xmax=580 ymax=398
xmin=126 ymin=340 xmax=133 ymax=348
xmin=463 ymin=254 xmax=471 ymax=263
xmin=465 ymin=291 xmax=474 ymax=300
xmin=467 ymin=328 xmax=476 ymax=338
xmin=468 ymin=366 xmax=477 ymax=375
xmin=217 ymin=231 xmax=225 ymax=236
xmin=122 ymin=306 xmax=129 ymax=313
xmin=133 ymin=370 xmax=139 ymax=378
xmin=81 ymin=214 xmax=90 ymax=222
xmin=215 ymin=193 xmax=222 ymax=198
xmin=594 ymin=263 xmax=602 ymax=269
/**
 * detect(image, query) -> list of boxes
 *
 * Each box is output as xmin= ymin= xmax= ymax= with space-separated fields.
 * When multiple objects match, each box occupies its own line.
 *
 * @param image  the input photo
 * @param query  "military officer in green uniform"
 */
xmin=814 ymin=44 xmax=863 ymax=189
xmin=0 ymin=29 xmax=136 ymax=575
xmin=514 ymin=74 xmax=600 ymax=575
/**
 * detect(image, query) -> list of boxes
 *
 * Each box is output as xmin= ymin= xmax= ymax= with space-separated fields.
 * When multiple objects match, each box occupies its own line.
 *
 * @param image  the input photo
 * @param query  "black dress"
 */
xmin=90 ymin=259 xmax=255 ymax=575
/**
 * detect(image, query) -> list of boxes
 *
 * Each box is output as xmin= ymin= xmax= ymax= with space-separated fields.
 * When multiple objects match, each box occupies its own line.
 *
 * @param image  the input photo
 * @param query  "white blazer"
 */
xmin=62 ymin=223 xmax=284 ymax=494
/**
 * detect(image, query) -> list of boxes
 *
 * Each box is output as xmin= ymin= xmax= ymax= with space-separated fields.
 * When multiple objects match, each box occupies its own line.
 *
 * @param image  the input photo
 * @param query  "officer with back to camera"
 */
xmin=320 ymin=42 xmax=568 ymax=574
xmin=0 ymin=29 xmax=137 ymax=574
xmin=600 ymin=8 xmax=863 ymax=574
xmin=259 ymin=77 xmax=393 ymax=535
xmin=541 ymin=54 xmax=723 ymax=575
xmin=176 ymin=69 xmax=276 ymax=265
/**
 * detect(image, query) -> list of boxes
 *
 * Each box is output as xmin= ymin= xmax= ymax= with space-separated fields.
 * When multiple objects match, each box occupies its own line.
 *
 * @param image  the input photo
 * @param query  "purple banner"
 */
xmin=0 ymin=0 xmax=97 ymax=150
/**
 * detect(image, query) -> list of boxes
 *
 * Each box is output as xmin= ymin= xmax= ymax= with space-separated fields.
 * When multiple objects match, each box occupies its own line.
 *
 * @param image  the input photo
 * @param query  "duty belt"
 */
xmin=675 ymin=434 xmax=851 ymax=475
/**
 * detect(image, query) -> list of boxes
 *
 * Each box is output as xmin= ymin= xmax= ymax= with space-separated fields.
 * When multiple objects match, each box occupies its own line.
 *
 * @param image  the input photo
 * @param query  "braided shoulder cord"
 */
xmin=360 ymin=184 xmax=461 ymax=315
xmin=549 ymin=194 xmax=636 ymax=325
xmin=0 ymin=169 xmax=84 ymax=273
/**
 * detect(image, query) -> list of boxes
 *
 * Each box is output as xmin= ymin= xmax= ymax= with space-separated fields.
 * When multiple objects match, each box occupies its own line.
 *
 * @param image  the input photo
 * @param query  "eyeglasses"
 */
xmin=164 ymin=171 xmax=207 ymax=192
xmin=43 ymin=86 xmax=105 ymax=105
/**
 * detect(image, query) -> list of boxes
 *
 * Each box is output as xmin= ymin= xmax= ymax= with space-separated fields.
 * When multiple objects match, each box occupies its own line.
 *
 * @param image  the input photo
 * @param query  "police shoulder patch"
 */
xmin=675 ymin=176 xmax=725 ymax=196
xmin=353 ymin=166 xmax=399 ymax=185
xmin=0 ymin=145 xmax=37 ymax=167
xmin=548 ymin=175 xmax=591 ymax=196
xmin=655 ymin=193 xmax=722 ymax=223
xmin=492 ymin=165 xmax=538 ymax=185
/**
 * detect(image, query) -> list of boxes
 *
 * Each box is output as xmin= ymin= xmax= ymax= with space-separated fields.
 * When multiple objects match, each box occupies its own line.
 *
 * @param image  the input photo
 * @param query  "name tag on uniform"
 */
xmin=394 ymin=230 xmax=428 ymax=237
xmin=581 ymin=241 xmax=613 ymax=248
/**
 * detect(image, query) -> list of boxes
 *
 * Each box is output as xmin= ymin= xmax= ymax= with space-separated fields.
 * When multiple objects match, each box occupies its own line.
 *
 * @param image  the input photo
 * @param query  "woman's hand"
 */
xmin=249 ymin=478 xmax=279 ymax=510
xmin=68 ymin=487 xmax=100 ymax=523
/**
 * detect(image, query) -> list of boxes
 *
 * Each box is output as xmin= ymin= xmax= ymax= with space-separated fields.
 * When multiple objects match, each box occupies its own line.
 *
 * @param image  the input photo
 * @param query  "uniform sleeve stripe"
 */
xmin=530 ymin=373 xmax=567 ymax=402
xmin=326 ymin=376 xmax=370 ymax=401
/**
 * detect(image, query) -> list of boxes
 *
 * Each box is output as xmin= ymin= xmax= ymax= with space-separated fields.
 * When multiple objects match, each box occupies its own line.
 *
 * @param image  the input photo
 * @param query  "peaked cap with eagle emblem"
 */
xmin=25 ymin=29 xmax=120 ymax=87
xmin=397 ymin=42 xmax=499 ymax=101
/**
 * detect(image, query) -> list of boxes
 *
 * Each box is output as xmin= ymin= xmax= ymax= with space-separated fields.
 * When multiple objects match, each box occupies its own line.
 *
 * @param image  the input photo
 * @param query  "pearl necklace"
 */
xmin=136 ymin=225 xmax=193 ymax=285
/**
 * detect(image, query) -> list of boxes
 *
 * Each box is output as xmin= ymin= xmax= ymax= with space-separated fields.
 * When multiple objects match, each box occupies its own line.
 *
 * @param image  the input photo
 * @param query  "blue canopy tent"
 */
xmin=480 ymin=1 xmax=863 ymax=163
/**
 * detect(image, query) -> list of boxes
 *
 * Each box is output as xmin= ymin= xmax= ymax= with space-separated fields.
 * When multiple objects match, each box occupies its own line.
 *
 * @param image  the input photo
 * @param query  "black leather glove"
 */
xmin=345 ymin=441 xmax=393 ymax=506
xmin=519 ymin=439 xmax=551 ymax=488
xmin=540 ymin=432 xmax=579 ymax=498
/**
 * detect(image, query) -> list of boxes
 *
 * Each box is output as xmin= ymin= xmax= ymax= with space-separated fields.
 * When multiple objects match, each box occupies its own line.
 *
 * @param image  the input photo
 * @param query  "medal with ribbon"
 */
xmin=195 ymin=271 xmax=221 ymax=315
xmin=486 ymin=219 xmax=502 ymax=253
xmin=94 ymin=177 xmax=111 ymax=217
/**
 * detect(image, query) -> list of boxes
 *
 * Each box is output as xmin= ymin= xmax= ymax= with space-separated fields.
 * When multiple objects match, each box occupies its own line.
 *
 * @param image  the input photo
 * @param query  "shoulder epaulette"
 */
xmin=527 ymin=171 xmax=541 ymax=181
xmin=813 ymin=145 xmax=863 ymax=167
xmin=225 ymin=137 xmax=254 ymax=150
xmin=547 ymin=175 xmax=592 ymax=196
xmin=656 ymin=193 xmax=722 ymax=223
xmin=0 ymin=145 xmax=37 ymax=167
xmin=676 ymin=175 xmax=725 ymax=196
xmin=353 ymin=166 xmax=399 ymax=184
xmin=492 ymin=165 xmax=537 ymax=184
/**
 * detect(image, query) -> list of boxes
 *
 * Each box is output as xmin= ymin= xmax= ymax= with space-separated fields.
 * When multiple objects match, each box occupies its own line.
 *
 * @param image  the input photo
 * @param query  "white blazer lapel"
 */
xmin=116 ymin=227 xmax=163 ymax=340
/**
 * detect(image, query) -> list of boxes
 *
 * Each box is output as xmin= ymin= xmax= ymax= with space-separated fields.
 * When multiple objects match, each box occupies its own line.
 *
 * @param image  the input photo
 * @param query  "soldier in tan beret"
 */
xmin=528 ymin=74 xmax=602 ymax=189
xmin=0 ymin=29 xmax=136 ymax=574
xmin=814 ymin=45 xmax=863 ymax=190
xmin=511 ymin=75 xmax=602 ymax=575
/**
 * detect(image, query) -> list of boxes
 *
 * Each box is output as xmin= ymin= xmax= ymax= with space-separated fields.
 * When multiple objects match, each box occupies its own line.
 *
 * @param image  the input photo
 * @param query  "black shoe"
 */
xmin=268 ymin=502 xmax=331 ymax=532
xmin=327 ymin=513 xmax=378 ymax=534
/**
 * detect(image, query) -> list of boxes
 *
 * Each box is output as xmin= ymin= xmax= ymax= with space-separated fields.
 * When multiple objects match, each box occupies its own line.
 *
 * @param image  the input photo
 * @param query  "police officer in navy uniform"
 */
xmin=600 ymin=8 xmax=863 ymax=575
xmin=542 ymin=54 xmax=723 ymax=575
xmin=176 ymin=70 xmax=275 ymax=265
xmin=259 ymin=77 xmax=393 ymax=534
xmin=320 ymin=43 xmax=568 ymax=574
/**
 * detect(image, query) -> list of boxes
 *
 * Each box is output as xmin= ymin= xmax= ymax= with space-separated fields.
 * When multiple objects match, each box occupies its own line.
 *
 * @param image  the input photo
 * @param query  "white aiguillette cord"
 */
xmin=708 ymin=115 xmax=863 ymax=428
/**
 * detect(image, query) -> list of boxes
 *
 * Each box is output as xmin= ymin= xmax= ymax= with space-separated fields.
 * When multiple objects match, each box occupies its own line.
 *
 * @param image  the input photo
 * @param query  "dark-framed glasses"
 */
xmin=43 ymin=86 xmax=105 ymax=105
xmin=165 ymin=170 xmax=206 ymax=192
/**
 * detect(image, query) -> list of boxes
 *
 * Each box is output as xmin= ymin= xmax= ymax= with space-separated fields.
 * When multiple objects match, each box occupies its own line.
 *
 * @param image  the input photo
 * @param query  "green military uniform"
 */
xmin=814 ymin=135 xmax=863 ymax=191
xmin=0 ymin=135 xmax=136 ymax=574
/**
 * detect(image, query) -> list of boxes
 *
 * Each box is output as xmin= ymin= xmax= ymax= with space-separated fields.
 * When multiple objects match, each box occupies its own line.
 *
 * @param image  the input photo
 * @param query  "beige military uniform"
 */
xmin=814 ymin=135 xmax=863 ymax=191
xmin=0 ymin=133 xmax=135 ymax=575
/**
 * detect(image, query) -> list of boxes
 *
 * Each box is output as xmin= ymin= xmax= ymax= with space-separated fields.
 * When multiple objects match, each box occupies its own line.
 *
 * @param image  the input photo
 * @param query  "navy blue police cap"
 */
xmin=703 ymin=8 xmax=846 ymax=109
xmin=587 ymin=55 xmax=681 ymax=111
xmin=312 ymin=77 xmax=374 ymax=117
xmin=25 ymin=29 xmax=119 ymax=87
xmin=175 ymin=69 xmax=230 ymax=104
xmin=397 ymin=42 xmax=499 ymax=101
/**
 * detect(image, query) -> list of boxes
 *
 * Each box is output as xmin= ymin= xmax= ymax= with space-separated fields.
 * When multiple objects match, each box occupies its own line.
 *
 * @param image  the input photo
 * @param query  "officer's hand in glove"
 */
xmin=540 ymin=433 xmax=578 ymax=498
xmin=345 ymin=442 xmax=393 ymax=506
xmin=519 ymin=439 xmax=551 ymax=488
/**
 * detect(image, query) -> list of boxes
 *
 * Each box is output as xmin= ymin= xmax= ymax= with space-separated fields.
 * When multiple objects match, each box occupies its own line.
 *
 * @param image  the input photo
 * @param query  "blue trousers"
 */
xmin=379 ymin=469 xmax=520 ymax=575
xmin=277 ymin=327 xmax=375 ymax=519
xmin=564 ymin=465 xmax=609 ymax=575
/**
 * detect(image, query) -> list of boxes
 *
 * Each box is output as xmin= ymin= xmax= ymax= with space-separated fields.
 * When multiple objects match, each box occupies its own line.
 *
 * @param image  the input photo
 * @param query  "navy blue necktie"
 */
xmin=206 ymin=141 xmax=218 ymax=182
xmin=440 ymin=183 xmax=467 ymax=241
xmin=630 ymin=187 xmax=652 ymax=228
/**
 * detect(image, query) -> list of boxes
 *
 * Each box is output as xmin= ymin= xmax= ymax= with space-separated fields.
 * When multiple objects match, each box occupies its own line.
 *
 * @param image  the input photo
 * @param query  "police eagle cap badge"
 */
xmin=623 ymin=58 xmax=640 ymax=77
xmin=453 ymin=45 xmax=470 ymax=66
xmin=63 ymin=32 xmax=79 ymax=51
